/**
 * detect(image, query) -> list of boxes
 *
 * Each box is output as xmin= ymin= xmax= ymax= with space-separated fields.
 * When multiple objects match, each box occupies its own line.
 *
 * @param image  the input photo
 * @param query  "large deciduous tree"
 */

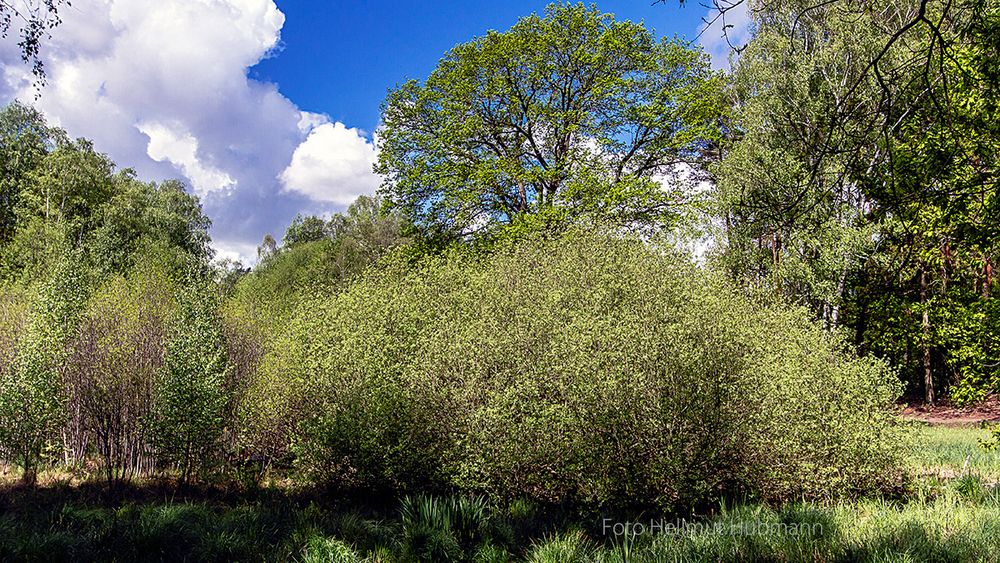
xmin=376 ymin=3 xmax=724 ymax=239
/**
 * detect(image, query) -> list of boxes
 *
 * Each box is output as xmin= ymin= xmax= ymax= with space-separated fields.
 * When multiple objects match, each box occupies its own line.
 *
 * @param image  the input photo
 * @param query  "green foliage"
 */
xmin=226 ymin=196 xmax=409 ymax=465
xmin=150 ymin=278 xmax=230 ymax=483
xmin=301 ymin=537 xmax=363 ymax=563
xmin=227 ymin=195 xmax=406 ymax=337
xmin=713 ymin=0 xmax=1000 ymax=403
xmin=980 ymin=424 xmax=1000 ymax=453
xmin=0 ymin=485 xmax=998 ymax=563
xmin=0 ymin=104 xmax=211 ymax=286
xmin=0 ymin=428 xmax=992 ymax=561
xmin=253 ymin=229 xmax=905 ymax=508
xmin=526 ymin=530 xmax=597 ymax=563
xmin=0 ymin=286 xmax=29 ymax=372
xmin=63 ymin=252 xmax=178 ymax=483
xmin=283 ymin=214 xmax=329 ymax=248
xmin=0 ymin=101 xmax=222 ymax=482
xmin=87 ymin=176 xmax=213 ymax=275
xmin=0 ymin=253 xmax=90 ymax=484
xmin=0 ymin=101 xmax=57 ymax=244
xmin=376 ymin=3 xmax=723 ymax=240
xmin=712 ymin=0 xmax=889 ymax=316
xmin=734 ymin=305 xmax=907 ymax=501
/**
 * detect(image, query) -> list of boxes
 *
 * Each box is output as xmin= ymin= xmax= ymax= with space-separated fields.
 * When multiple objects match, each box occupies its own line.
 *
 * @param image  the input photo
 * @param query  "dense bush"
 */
xmin=245 ymin=229 xmax=907 ymax=509
xmin=62 ymin=253 xmax=177 ymax=483
xmin=150 ymin=279 xmax=230 ymax=483
xmin=0 ymin=254 xmax=90 ymax=484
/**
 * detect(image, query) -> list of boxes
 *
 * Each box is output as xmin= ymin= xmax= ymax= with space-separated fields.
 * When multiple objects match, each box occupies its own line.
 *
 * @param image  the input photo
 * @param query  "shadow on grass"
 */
xmin=2 ymin=483 xmax=998 ymax=562
xmin=0 ymin=482 xmax=393 ymax=562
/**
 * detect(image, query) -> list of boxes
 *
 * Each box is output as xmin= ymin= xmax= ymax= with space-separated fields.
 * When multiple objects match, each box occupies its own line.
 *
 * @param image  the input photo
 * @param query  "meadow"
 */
xmin=1 ymin=424 xmax=997 ymax=562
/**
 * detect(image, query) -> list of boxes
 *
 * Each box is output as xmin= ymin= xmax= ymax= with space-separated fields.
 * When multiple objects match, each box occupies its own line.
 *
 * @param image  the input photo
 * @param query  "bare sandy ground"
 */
xmin=901 ymin=395 xmax=1000 ymax=426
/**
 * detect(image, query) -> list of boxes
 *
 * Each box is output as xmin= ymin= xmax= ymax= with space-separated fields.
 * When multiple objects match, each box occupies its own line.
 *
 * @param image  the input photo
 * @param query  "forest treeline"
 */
xmin=0 ymin=1 xmax=996 ymax=508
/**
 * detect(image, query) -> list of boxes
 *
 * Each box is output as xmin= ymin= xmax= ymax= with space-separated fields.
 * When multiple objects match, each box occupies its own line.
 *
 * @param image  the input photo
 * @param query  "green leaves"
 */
xmin=251 ymin=229 xmax=905 ymax=507
xmin=376 ymin=3 xmax=723 ymax=240
xmin=0 ymin=101 xmax=53 ymax=244
xmin=150 ymin=278 xmax=229 ymax=483
xmin=713 ymin=0 xmax=1000 ymax=402
xmin=0 ymin=101 xmax=212 ymax=284
xmin=0 ymin=252 xmax=89 ymax=484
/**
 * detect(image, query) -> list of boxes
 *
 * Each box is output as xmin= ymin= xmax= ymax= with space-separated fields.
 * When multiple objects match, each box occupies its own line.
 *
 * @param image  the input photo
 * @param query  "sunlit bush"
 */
xmin=63 ymin=253 xmax=177 ymax=483
xmin=248 ymin=229 xmax=906 ymax=508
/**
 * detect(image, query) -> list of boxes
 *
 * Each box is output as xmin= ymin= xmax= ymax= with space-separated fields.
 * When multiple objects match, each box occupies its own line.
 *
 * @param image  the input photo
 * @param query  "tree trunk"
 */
xmin=771 ymin=231 xmax=781 ymax=272
xmin=830 ymin=256 xmax=850 ymax=329
xmin=20 ymin=457 xmax=37 ymax=487
xmin=921 ymin=270 xmax=935 ymax=405
xmin=985 ymin=255 xmax=993 ymax=299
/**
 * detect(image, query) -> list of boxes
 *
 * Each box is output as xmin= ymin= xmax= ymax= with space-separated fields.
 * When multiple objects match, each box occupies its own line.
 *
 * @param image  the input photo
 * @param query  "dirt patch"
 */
xmin=901 ymin=395 xmax=1000 ymax=426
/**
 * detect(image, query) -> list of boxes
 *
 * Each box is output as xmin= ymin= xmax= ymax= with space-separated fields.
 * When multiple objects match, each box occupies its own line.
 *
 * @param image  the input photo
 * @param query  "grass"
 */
xmin=0 ymin=424 xmax=997 ymax=562
xmin=907 ymin=423 xmax=1000 ymax=480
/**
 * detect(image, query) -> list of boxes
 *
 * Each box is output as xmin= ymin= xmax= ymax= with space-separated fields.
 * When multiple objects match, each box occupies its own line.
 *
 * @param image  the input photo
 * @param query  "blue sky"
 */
xmin=0 ymin=0 xmax=738 ymax=262
xmin=251 ymin=1 xmax=709 ymax=132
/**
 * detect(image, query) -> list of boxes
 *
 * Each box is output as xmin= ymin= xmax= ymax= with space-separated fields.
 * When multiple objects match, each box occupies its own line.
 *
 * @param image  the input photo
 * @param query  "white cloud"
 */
xmin=698 ymin=0 xmax=753 ymax=70
xmin=138 ymin=121 xmax=235 ymax=196
xmin=280 ymin=121 xmax=381 ymax=206
xmin=0 ymin=0 xmax=379 ymax=263
xmin=213 ymin=239 xmax=260 ymax=265
xmin=296 ymin=110 xmax=331 ymax=134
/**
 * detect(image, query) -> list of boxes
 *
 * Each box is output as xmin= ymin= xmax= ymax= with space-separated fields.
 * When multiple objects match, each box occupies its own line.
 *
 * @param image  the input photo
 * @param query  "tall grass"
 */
xmin=908 ymin=424 xmax=1000 ymax=480
xmin=1 ymin=487 xmax=997 ymax=562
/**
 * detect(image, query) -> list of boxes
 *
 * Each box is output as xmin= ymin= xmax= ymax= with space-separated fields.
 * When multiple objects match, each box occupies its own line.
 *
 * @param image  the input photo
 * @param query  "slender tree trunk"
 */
xmin=831 ymin=255 xmax=850 ymax=328
xmin=771 ymin=231 xmax=782 ymax=295
xmin=921 ymin=270 xmax=935 ymax=405
xmin=941 ymin=240 xmax=951 ymax=293
xmin=854 ymin=291 xmax=867 ymax=351
xmin=985 ymin=255 xmax=993 ymax=299
xmin=20 ymin=451 xmax=37 ymax=486
xmin=771 ymin=231 xmax=780 ymax=273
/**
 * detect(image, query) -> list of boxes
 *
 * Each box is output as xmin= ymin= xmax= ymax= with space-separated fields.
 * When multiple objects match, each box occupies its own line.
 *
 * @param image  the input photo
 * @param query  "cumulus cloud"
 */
xmin=0 ymin=0 xmax=381 ymax=263
xmin=138 ymin=121 xmax=235 ymax=196
xmin=296 ymin=111 xmax=332 ymax=134
xmin=698 ymin=0 xmax=753 ymax=70
xmin=280 ymin=121 xmax=381 ymax=206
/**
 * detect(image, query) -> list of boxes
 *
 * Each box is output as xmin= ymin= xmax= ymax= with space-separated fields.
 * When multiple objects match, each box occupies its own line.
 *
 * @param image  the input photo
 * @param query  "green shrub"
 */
xmin=250 ymin=229 xmax=907 ymax=508
xmin=63 ymin=257 xmax=176 ymax=484
xmin=150 ymin=278 xmax=230 ymax=483
xmin=731 ymin=303 xmax=907 ymax=501
xmin=0 ymin=254 xmax=89 ymax=484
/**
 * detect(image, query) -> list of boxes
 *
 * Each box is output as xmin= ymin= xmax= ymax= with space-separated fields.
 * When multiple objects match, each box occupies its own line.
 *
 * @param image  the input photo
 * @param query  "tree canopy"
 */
xmin=711 ymin=0 xmax=1000 ymax=403
xmin=0 ymin=101 xmax=212 ymax=283
xmin=376 ymin=3 xmax=724 ymax=240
